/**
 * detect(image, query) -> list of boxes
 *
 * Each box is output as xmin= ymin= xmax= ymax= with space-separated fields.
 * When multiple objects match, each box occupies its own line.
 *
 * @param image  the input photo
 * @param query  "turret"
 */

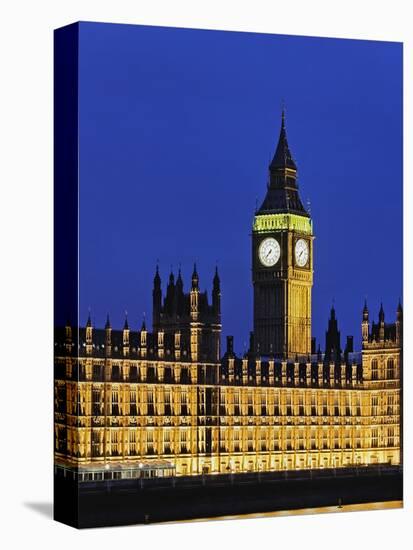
xmin=191 ymin=263 xmax=199 ymax=290
xmin=165 ymin=270 xmax=175 ymax=316
xmin=189 ymin=264 xmax=200 ymax=358
xmin=396 ymin=300 xmax=403 ymax=344
xmin=85 ymin=311 xmax=93 ymax=355
xmin=140 ymin=315 xmax=147 ymax=357
xmin=324 ymin=305 xmax=341 ymax=364
xmin=152 ymin=265 xmax=162 ymax=329
xmin=190 ymin=263 xmax=200 ymax=321
xmin=226 ymin=336 xmax=234 ymax=356
xmin=123 ymin=313 xmax=130 ymax=355
xmin=105 ymin=314 xmax=112 ymax=357
xmin=175 ymin=268 xmax=184 ymax=317
xmin=248 ymin=331 xmax=255 ymax=356
xmin=344 ymin=335 xmax=353 ymax=365
xmin=212 ymin=266 xmax=221 ymax=316
xmin=362 ymin=300 xmax=369 ymax=343
xmin=379 ymin=303 xmax=385 ymax=341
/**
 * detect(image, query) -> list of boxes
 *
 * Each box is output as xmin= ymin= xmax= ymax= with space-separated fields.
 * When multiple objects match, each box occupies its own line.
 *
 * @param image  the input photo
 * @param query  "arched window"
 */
xmin=371 ymin=359 xmax=378 ymax=380
xmin=387 ymin=358 xmax=395 ymax=379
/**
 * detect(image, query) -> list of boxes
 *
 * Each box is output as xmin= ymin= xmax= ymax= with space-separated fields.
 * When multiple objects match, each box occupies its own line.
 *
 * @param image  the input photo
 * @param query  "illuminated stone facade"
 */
xmin=54 ymin=294 xmax=401 ymax=476
xmin=54 ymin=113 xmax=402 ymax=477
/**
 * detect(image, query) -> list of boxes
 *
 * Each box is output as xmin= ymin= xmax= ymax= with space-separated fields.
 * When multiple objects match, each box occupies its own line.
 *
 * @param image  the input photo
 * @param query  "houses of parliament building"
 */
xmin=54 ymin=112 xmax=402 ymax=480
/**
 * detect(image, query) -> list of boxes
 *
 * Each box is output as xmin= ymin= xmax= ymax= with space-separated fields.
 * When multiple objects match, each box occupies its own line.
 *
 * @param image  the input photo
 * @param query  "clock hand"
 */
xmin=266 ymin=249 xmax=272 ymax=258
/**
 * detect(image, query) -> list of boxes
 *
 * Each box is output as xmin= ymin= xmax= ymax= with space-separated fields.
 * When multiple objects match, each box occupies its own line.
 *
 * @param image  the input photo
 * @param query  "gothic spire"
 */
xmin=105 ymin=313 xmax=111 ymax=329
xmin=176 ymin=267 xmax=183 ymax=287
xmin=363 ymin=299 xmax=369 ymax=321
xmin=213 ymin=265 xmax=220 ymax=288
xmin=153 ymin=264 xmax=161 ymax=288
xmin=269 ymin=108 xmax=297 ymax=172
xmin=192 ymin=263 xmax=199 ymax=289
xmin=379 ymin=302 xmax=385 ymax=323
xmin=258 ymin=109 xmax=308 ymax=216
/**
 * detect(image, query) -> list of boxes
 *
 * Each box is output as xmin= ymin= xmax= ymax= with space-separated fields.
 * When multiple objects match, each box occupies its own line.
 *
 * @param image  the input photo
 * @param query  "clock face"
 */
xmin=295 ymin=238 xmax=309 ymax=267
xmin=258 ymin=237 xmax=280 ymax=267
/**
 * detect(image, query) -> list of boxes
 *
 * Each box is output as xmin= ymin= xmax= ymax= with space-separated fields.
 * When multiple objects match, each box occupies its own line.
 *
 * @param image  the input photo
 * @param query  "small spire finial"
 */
xmin=192 ymin=263 xmax=199 ymax=289
xmin=379 ymin=302 xmax=385 ymax=323
xmin=281 ymin=98 xmax=286 ymax=121
xmin=105 ymin=313 xmax=111 ymax=329
xmin=269 ymin=104 xmax=297 ymax=172
xmin=154 ymin=262 xmax=161 ymax=283
xmin=213 ymin=264 xmax=220 ymax=287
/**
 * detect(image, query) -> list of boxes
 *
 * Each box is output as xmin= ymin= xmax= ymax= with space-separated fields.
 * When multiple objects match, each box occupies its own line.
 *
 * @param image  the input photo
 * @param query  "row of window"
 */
xmin=370 ymin=358 xmax=397 ymax=380
xmin=56 ymin=425 xmax=398 ymax=456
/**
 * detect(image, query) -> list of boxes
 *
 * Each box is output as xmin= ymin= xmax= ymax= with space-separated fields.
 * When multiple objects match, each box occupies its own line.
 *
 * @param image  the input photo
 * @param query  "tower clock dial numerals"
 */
xmin=295 ymin=238 xmax=309 ymax=267
xmin=259 ymin=237 xmax=280 ymax=267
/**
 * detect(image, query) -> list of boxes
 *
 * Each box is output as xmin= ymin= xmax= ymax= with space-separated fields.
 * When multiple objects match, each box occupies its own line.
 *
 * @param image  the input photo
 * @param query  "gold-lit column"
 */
xmin=329 ymin=362 xmax=335 ymax=387
xmin=318 ymin=362 xmax=323 ymax=387
xmin=306 ymin=360 xmax=311 ymax=386
xmin=269 ymin=358 xmax=274 ymax=385
xmin=341 ymin=363 xmax=346 ymax=386
xmin=256 ymin=358 xmax=261 ymax=385
xmin=242 ymin=358 xmax=248 ymax=385
xmin=281 ymin=360 xmax=287 ymax=386
xmin=228 ymin=357 xmax=234 ymax=384
xmin=174 ymin=331 xmax=181 ymax=361
xmin=158 ymin=330 xmax=164 ymax=359
xmin=352 ymin=363 xmax=357 ymax=387
xmin=294 ymin=360 xmax=299 ymax=386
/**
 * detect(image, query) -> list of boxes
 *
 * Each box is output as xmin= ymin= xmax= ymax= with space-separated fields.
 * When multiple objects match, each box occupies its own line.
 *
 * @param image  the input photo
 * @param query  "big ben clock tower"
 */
xmin=252 ymin=111 xmax=313 ymax=358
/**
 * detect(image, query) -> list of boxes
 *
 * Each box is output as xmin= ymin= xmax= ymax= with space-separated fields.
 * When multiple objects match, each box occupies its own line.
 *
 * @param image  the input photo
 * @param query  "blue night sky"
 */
xmin=78 ymin=22 xmax=402 ymax=353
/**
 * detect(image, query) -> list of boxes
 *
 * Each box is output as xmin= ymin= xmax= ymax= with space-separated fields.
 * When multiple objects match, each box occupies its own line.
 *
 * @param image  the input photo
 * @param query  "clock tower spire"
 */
xmin=252 ymin=110 xmax=314 ymax=359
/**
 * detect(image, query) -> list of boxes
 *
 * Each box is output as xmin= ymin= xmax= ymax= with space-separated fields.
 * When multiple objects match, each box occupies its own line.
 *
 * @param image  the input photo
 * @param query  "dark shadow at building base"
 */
xmin=24 ymin=502 xmax=53 ymax=519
